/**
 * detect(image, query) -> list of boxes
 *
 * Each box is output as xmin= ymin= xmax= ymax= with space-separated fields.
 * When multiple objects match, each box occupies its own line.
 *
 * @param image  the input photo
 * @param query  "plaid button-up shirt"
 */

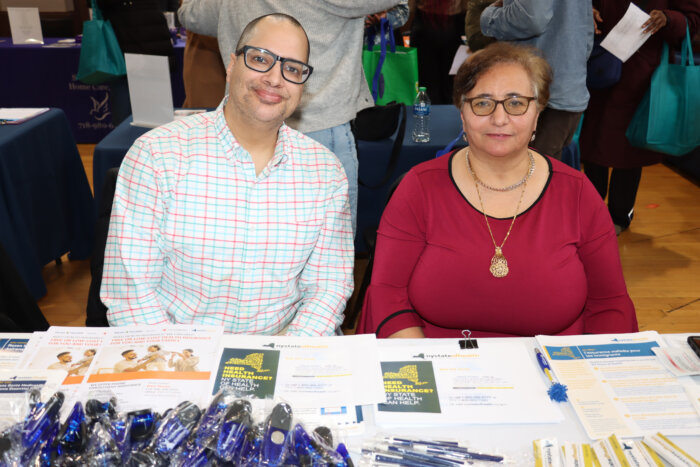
xmin=102 ymin=102 xmax=354 ymax=336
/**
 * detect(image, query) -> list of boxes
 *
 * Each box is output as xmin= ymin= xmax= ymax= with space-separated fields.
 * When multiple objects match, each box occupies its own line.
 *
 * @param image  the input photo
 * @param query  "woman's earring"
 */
xmin=462 ymin=132 xmax=468 ymax=143
xmin=530 ymin=132 xmax=536 ymax=142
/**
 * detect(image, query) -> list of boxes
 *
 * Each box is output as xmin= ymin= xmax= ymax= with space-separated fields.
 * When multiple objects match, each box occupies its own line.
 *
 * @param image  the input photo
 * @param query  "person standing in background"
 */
xmin=409 ymin=0 xmax=468 ymax=105
xmin=465 ymin=0 xmax=497 ymax=52
xmin=580 ymin=0 xmax=700 ymax=235
xmin=178 ymin=0 xmax=402 ymax=236
xmin=182 ymin=31 xmax=227 ymax=108
xmin=365 ymin=1 xmax=410 ymax=46
xmin=97 ymin=0 xmax=174 ymax=125
xmin=480 ymin=0 xmax=593 ymax=160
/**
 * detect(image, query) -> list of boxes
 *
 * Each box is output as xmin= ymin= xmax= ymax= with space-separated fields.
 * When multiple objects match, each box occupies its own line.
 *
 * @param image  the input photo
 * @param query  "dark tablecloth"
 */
xmin=0 ymin=37 xmax=185 ymax=143
xmin=0 ymin=109 xmax=95 ymax=298
xmin=91 ymin=106 xmax=580 ymax=252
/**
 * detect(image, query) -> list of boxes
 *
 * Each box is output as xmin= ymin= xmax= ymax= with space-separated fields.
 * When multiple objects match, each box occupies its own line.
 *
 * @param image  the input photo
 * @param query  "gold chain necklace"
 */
xmin=465 ymin=148 xmax=531 ymax=278
xmin=472 ymin=151 xmax=535 ymax=192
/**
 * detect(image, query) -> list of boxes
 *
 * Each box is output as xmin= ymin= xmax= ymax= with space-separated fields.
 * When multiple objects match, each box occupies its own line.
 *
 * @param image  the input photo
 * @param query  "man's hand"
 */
xmin=593 ymin=7 xmax=603 ymax=34
xmin=492 ymin=0 xmax=504 ymax=7
xmin=642 ymin=10 xmax=667 ymax=35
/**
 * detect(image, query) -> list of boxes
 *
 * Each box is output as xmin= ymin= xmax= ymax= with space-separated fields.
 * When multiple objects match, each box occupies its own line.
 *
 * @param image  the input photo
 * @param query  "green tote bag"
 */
xmin=626 ymin=25 xmax=700 ymax=156
xmin=76 ymin=0 xmax=127 ymax=85
xmin=362 ymin=19 xmax=419 ymax=106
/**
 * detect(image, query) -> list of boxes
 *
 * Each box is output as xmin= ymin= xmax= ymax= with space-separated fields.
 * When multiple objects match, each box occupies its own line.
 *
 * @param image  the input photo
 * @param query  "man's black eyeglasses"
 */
xmin=235 ymin=45 xmax=313 ymax=84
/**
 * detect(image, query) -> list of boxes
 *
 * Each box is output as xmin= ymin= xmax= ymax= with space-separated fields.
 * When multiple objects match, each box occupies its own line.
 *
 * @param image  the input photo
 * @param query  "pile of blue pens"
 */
xmin=361 ymin=436 xmax=504 ymax=466
xmin=0 ymin=389 xmax=353 ymax=466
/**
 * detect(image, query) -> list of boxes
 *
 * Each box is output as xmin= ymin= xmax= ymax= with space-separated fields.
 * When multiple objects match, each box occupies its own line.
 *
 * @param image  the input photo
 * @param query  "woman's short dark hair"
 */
xmin=452 ymin=42 xmax=552 ymax=111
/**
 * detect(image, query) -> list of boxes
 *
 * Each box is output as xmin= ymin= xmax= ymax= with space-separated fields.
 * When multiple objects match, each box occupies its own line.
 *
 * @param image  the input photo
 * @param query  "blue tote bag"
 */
xmin=626 ymin=25 xmax=700 ymax=156
xmin=77 ymin=0 xmax=126 ymax=85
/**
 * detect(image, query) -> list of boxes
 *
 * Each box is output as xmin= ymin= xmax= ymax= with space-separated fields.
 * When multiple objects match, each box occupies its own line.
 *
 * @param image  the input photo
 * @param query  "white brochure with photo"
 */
xmin=83 ymin=325 xmax=223 ymax=414
xmin=17 ymin=327 xmax=109 ymax=420
xmin=536 ymin=331 xmax=700 ymax=439
xmin=373 ymin=338 xmax=564 ymax=426
xmin=7 ymin=7 xmax=43 ymax=45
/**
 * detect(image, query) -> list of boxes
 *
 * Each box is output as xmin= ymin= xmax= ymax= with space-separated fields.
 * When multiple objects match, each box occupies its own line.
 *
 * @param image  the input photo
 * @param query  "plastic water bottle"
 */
xmin=412 ymin=87 xmax=431 ymax=143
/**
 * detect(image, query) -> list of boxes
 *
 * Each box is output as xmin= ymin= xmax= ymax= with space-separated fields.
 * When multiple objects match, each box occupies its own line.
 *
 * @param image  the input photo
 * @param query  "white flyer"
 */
xmin=537 ymin=331 xmax=700 ymax=439
xmin=600 ymin=2 xmax=652 ymax=62
xmin=210 ymin=334 xmax=383 ymax=408
xmin=0 ymin=333 xmax=31 ymax=369
xmin=17 ymin=327 xmax=109 ymax=420
xmin=125 ymin=53 xmax=174 ymax=128
xmin=83 ymin=325 xmax=223 ymax=414
xmin=7 ymin=7 xmax=43 ymax=45
xmin=0 ymin=369 xmax=64 ymax=430
xmin=373 ymin=339 xmax=564 ymax=426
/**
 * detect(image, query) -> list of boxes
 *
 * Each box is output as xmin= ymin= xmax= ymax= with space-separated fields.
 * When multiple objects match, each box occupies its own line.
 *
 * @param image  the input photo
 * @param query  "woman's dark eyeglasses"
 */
xmin=462 ymin=96 xmax=537 ymax=116
xmin=235 ymin=45 xmax=313 ymax=84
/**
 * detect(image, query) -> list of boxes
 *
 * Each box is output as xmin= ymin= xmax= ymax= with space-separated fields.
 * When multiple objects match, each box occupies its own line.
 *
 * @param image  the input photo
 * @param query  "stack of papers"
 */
xmin=0 ymin=107 xmax=49 ymax=125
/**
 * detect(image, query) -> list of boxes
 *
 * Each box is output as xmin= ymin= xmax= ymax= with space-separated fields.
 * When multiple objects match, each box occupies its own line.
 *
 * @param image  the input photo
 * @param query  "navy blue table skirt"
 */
xmin=0 ymin=37 xmax=185 ymax=143
xmin=0 ymin=109 xmax=95 ymax=298
xmin=91 ymin=106 xmax=580 ymax=253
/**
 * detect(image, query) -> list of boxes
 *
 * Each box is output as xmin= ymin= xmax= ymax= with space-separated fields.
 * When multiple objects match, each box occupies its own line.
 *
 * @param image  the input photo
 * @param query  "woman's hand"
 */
xmin=593 ymin=8 xmax=603 ymax=35
xmin=365 ymin=12 xmax=387 ymax=28
xmin=388 ymin=327 xmax=426 ymax=338
xmin=642 ymin=10 xmax=667 ymax=35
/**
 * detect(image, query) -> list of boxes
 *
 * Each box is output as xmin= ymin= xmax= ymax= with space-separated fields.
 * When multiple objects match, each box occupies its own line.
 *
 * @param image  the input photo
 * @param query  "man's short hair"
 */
xmin=121 ymin=349 xmax=134 ymax=357
xmin=183 ymin=349 xmax=194 ymax=354
xmin=235 ymin=13 xmax=310 ymax=61
xmin=149 ymin=345 xmax=161 ymax=351
xmin=57 ymin=352 xmax=70 ymax=358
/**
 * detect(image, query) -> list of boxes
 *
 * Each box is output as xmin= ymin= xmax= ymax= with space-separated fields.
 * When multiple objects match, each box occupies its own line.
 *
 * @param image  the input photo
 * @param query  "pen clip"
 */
xmin=459 ymin=329 xmax=478 ymax=349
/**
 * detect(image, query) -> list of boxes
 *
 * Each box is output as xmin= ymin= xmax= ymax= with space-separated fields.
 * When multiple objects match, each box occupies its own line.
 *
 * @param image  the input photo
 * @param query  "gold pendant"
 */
xmin=489 ymin=247 xmax=509 ymax=278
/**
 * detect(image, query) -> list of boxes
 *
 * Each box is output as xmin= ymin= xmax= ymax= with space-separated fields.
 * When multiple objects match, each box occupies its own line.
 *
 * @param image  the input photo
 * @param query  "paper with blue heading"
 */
xmin=536 ymin=331 xmax=700 ymax=439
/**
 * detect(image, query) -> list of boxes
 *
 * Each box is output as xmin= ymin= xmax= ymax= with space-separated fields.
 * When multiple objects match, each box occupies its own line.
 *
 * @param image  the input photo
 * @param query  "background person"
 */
xmin=168 ymin=349 xmax=200 ymax=372
xmin=580 ymin=0 xmax=700 ymax=234
xmin=113 ymin=350 xmax=149 ymax=373
xmin=357 ymin=42 xmax=638 ymax=338
xmin=139 ymin=345 xmax=167 ymax=371
xmin=70 ymin=349 xmax=96 ymax=376
xmin=480 ymin=0 xmax=593 ymax=160
xmin=178 ymin=0 xmax=403 ymax=234
xmin=97 ymin=0 xmax=174 ymax=125
xmin=47 ymin=352 xmax=73 ymax=372
xmin=408 ymin=0 xmax=468 ymax=104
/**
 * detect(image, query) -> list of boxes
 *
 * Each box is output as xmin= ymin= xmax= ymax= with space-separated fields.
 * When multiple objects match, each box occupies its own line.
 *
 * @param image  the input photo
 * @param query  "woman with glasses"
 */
xmin=357 ymin=42 xmax=638 ymax=338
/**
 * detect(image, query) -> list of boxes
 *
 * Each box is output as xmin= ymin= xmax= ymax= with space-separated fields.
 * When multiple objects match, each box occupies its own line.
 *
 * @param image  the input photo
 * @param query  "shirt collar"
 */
xmin=214 ymin=97 xmax=291 ymax=169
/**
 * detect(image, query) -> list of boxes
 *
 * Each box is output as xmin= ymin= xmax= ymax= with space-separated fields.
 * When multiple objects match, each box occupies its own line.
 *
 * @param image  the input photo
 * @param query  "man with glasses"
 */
xmin=101 ymin=14 xmax=354 ymax=336
xmin=179 ymin=0 xmax=403 ymax=235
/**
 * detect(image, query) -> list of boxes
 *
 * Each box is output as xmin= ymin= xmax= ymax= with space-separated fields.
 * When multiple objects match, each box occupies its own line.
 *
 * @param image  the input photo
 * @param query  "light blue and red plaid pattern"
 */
xmin=102 ymin=103 xmax=354 ymax=336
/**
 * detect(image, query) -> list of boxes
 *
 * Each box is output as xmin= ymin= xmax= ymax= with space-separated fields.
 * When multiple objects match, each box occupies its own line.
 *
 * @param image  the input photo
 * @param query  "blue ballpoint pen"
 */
xmin=388 ymin=438 xmax=504 ymax=463
xmin=535 ymin=348 xmax=568 ymax=402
